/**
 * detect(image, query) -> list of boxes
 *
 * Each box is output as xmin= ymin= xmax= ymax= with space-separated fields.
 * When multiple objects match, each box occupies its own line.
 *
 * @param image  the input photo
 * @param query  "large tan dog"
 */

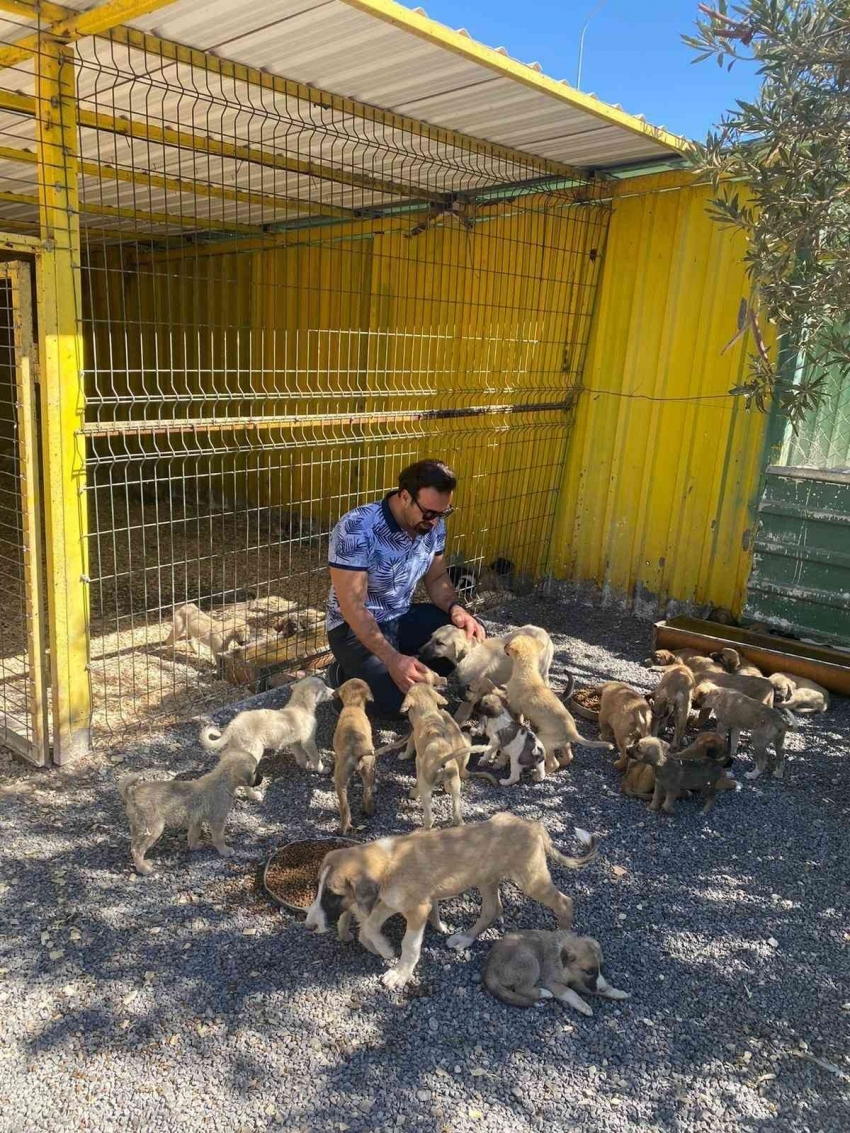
xmin=695 ymin=687 xmax=796 ymax=778
xmin=769 ymin=672 xmax=830 ymax=715
xmin=504 ymin=635 xmax=612 ymax=772
xmin=649 ymin=664 xmax=696 ymax=750
xmin=483 ymin=929 xmax=629 ymax=1015
xmin=333 ymin=679 xmax=377 ymax=835
xmin=598 ymin=681 xmax=653 ymax=771
xmin=304 ymin=815 xmax=598 ymax=990
xmin=400 ymin=683 xmax=495 ymax=829
xmin=420 ymin=623 xmax=554 ymax=688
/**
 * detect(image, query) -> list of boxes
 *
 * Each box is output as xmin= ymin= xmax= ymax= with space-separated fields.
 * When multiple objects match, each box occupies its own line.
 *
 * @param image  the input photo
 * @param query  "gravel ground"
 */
xmin=1 ymin=595 xmax=848 ymax=1133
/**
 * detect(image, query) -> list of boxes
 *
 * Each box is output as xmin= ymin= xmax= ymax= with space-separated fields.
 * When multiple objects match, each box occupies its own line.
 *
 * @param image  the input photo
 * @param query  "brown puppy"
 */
xmin=165 ymin=601 xmax=249 ymax=659
xmin=696 ymin=687 xmax=796 ymax=778
xmin=598 ymin=681 xmax=653 ymax=771
xmin=649 ymin=665 xmax=695 ymax=750
xmin=504 ymin=634 xmax=613 ymax=772
xmin=621 ymin=733 xmax=738 ymax=800
xmin=303 ymin=815 xmax=598 ymax=990
xmin=638 ymin=742 xmax=735 ymax=815
xmin=769 ymin=671 xmax=829 ymax=715
xmin=643 ymin=648 xmax=723 ymax=678
xmin=693 ymin=672 xmax=775 ymax=727
xmin=710 ymin=647 xmax=764 ymax=678
xmin=333 ymin=679 xmax=377 ymax=835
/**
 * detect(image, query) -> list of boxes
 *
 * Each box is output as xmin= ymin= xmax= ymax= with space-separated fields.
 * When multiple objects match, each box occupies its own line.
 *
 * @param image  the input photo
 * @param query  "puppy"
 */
xmin=165 ymin=601 xmax=249 ymax=659
xmin=333 ymin=679 xmax=377 ymax=835
xmin=473 ymin=689 xmax=547 ymax=785
xmin=695 ymin=687 xmax=796 ymax=778
xmin=199 ymin=675 xmax=333 ymax=779
xmin=304 ymin=815 xmax=598 ymax=990
xmin=693 ymin=671 xmax=775 ymax=728
xmin=119 ymin=750 xmax=261 ymax=875
xmin=400 ymin=683 xmax=495 ymax=829
xmin=768 ymin=671 xmax=829 ymax=715
xmin=504 ymin=634 xmax=612 ymax=772
xmin=710 ymin=647 xmax=764 ymax=678
xmin=649 ymin=664 xmax=695 ymax=750
xmin=648 ymin=743 xmax=735 ymax=815
xmin=643 ymin=648 xmax=723 ymax=678
xmin=621 ymin=733 xmax=738 ymax=800
xmin=598 ymin=681 xmax=653 ymax=771
xmin=420 ymin=623 xmax=554 ymax=688
xmin=483 ymin=929 xmax=629 ymax=1015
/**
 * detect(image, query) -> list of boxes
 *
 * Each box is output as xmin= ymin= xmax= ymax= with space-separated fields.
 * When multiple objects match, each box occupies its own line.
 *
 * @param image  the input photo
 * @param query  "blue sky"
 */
xmin=404 ymin=0 xmax=762 ymax=141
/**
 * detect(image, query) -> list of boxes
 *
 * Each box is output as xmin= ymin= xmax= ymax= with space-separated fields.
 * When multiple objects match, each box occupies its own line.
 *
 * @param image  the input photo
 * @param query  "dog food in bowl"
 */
xmin=263 ymin=838 xmax=356 ymax=911
xmin=570 ymin=686 xmax=601 ymax=722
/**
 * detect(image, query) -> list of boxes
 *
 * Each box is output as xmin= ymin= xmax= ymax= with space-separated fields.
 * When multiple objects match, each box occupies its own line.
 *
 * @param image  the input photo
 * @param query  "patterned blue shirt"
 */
xmin=326 ymin=493 xmax=446 ymax=630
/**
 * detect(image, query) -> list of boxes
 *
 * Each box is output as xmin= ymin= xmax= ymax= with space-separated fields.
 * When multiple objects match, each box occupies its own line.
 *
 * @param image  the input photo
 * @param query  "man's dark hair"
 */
xmin=398 ymin=459 xmax=457 ymax=498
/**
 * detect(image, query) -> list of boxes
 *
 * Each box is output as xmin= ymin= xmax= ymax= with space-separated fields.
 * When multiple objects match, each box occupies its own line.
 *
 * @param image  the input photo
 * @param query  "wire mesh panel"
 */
xmin=779 ymin=352 xmax=850 ymax=473
xmin=0 ymin=259 xmax=48 ymax=764
xmin=2 ymin=31 xmax=612 ymax=738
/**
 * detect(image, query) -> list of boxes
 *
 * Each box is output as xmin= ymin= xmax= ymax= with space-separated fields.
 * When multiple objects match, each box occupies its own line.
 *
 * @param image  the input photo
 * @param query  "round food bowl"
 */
xmin=568 ymin=686 xmax=602 ymax=723
xmin=262 ymin=837 xmax=358 ymax=914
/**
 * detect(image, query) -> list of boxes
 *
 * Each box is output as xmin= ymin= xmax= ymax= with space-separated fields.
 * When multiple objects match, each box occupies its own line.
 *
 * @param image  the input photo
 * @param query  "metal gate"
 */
xmin=0 ymin=259 xmax=49 ymax=765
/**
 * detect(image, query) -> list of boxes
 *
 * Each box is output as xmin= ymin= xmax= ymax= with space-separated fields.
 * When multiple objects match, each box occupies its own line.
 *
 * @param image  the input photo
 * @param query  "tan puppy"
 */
xmin=400 ymin=683 xmax=494 ymax=829
xmin=420 ymin=623 xmax=554 ymax=688
xmin=504 ymin=635 xmax=613 ymax=772
xmin=333 ymin=679 xmax=377 ymax=835
xmin=710 ymin=647 xmax=764 ymax=678
xmin=696 ymin=687 xmax=796 ymax=778
xmin=598 ymin=682 xmax=653 ymax=771
xmin=649 ymin=664 xmax=696 ymax=750
xmin=483 ymin=930 xmax=629 ymax=1015
xmin=119 ymin=750 xmax=261 ymax=875
xmin=621 ymin=733 xmax=738 ymax=800
xmin=165 ymin=601 xmax=249 ymax=659
xmin=769 ymin=672 xmax=829 ymax=715
xmin=693 ymin=672 xmax=775 ymax=728
xmin=304 ymin=815 xmax=598 ymax=990
xmin=644 ymin=648 xmax=723 ymax=678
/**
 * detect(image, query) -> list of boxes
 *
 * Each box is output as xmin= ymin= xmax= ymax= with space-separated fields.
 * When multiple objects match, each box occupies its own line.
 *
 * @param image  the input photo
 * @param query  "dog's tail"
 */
xmin=468 ymin=769 xmax=499 ymax=787
xmin=557 ymin=671 xmax=576 ymax=703
xmin=200 ymin=724 xmax=229 ymax=753
xmin=565 ymin=728 xmax=613 ymax=751
xmin=118 ymin=772 xmax=142 ymax=801
xmin=373 ymin=733 xmax=411 ymax=757
xmin=544 ymin=826 xmax=598 ymax=870
xmin=778 ymin=708 xmax=799 ymax=731
xmin=482 ymin=969 xmax=541 ymax=1007
xmin=437 ymin=744 xmax=476 ymax=769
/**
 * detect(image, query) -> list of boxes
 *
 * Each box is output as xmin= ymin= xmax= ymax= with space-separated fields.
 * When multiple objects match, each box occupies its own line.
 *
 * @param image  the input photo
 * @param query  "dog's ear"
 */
xmin=363 ymin=685 xmax=374 ymax=704
xmin=352 ymin=875 xmax=380 ymax=916
xmin=433 ymin=690 xmax=448 ymax=707
xmin=560 ymin=945 xmax=578 ymax=967
xmin=400 ymin=693 xmax=414 ymax=714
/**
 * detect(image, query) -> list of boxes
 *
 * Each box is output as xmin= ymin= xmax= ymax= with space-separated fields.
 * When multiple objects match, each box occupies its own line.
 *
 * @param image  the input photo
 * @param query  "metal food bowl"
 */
xmin=567 ymin=686 xmax=602 ymax=723
xmin=262 ymin=836 xmax=358 ymax=914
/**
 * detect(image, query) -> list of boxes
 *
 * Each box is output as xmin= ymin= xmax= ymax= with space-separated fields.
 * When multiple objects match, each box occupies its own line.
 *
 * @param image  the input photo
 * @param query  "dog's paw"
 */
xmin=216 ymin=846 xmax=235 ymax=858
xmin=381 ymin=968 xmax=410 ymax=991
xmin=537 ymin=988 xmax=553 ymax=1000
xmin=243 ymin=787 xmax=264 ymax=802
xmin=446 ymin=933 xmax=475 ymax=951
xmin=604 ymin=987 xmax=631 ymax=1000
xmin=574 ymin=1000 xmax=594 ymax=1017
xmin=772 ymin=767 xmax=785 ymax=780
xmin=744 ymin=769 xmax=762 ymax=780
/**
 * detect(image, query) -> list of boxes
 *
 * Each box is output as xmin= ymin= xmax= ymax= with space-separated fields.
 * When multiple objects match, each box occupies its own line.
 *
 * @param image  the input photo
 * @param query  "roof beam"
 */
xmin=0 ymin=0 xmax=180 ymax=71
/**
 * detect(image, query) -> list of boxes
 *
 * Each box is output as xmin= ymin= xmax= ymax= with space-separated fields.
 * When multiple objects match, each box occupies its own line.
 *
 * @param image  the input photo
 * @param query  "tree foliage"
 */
xmin=684 ymin=1 xmax=850 ymax=423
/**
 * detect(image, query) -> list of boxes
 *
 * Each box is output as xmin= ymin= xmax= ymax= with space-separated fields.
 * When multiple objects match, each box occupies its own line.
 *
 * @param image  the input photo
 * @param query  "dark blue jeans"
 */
xmin=327 ymin=603 xmax=453 ymax=719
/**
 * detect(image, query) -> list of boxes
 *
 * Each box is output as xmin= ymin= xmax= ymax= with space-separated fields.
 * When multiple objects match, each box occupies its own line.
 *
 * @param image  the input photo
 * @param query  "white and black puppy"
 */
xmin=474 ymin=689 xmax=546 ymax=785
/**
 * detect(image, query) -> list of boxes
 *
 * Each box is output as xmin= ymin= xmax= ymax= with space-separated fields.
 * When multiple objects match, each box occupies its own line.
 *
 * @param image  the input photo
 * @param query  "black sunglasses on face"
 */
xmin=411 ymin=495 xmax=454 ymax=522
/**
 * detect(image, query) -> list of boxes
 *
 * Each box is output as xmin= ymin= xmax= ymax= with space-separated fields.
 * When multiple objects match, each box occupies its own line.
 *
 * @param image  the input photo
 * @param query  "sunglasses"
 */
xmin=411 ymin=495 xmax=454 ymax=522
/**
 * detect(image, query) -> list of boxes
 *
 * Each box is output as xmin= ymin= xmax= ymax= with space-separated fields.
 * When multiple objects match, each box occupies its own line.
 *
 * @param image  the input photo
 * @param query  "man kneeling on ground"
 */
xmin=325 ymin=459 xmax=485 ymax=717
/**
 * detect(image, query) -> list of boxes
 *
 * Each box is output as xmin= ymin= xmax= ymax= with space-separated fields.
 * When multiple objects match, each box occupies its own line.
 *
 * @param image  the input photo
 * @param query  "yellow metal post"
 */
xmin=35 ymin=35 xmax=91 ymax=763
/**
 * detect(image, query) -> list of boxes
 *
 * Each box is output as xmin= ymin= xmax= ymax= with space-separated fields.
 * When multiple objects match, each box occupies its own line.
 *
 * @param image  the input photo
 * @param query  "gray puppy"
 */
xmin=483 ymin=929 xmax=629 ymax=1016
xmin=119 ymin=750 xmax=262 ymax=875
xmin=646 ymin=745 xmax=734 ymax=816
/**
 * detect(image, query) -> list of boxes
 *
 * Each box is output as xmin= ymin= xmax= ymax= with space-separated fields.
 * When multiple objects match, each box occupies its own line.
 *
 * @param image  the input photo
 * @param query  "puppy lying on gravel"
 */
xmin=483 ymin=929 xmax=629 ymax=1015
xmin=769 ymin=672 xmax=830 ymax=715
xmin=119 ymin=750 xmax=261 ymax=875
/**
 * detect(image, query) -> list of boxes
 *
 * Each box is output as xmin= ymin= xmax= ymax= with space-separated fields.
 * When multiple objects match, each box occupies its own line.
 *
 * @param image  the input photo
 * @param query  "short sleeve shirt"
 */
xmin=326 ymin=492 xmax=446 ymax=630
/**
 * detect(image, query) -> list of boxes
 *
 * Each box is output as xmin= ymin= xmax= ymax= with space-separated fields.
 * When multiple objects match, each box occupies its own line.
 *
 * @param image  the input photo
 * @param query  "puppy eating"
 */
xmin=400 ymin=683 xmax=495 ymax=829
xmin=165 ymin=601 xmax=249 ymax=659
xmin=333 ymin=679 xmax=377 ymax=835
xmin=504 ymin=634 xmax=613 ymax=772
xmin=649 ymin=664 xmax=695 ymax=750
xmin=598 ymin=681 xmax=653 ymax=770
xmin=119 ymin=750 xmax=261 ymax=875
xmin=304 ymin=815 xmax=598 ymax=990
xmin=199 ymin=675 xmax=333 ymax=780
xmin=420 ymin=623 xmax=554 ymax=688
xmin=483 ymin=929 xmax=629 ymax=1015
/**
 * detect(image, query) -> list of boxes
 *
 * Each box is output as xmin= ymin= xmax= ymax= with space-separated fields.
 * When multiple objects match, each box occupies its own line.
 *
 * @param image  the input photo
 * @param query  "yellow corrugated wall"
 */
xmin=549 ymin=172 xmax=772 ymax=616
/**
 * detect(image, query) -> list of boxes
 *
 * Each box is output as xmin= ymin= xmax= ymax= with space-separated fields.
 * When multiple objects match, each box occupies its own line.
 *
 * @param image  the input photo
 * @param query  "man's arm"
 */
xmin=424 ymin=555 xmax=486 ymax=641
xmin=330 ymin=567 xmax=433 ymax=692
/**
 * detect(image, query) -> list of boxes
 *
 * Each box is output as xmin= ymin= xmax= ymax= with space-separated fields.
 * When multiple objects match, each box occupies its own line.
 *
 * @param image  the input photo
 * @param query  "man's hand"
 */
xmin=388 ymin=653 xmax=435 ymax=694
xmin=451 ymin=604 xmax=486 ymax=642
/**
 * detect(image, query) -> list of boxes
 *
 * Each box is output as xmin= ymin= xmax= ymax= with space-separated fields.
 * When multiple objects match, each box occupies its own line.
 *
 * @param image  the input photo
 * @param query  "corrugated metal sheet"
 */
xmin=549 ymin=172 xmax=773 ymax=617
xmin=745 ymin=467 xmax=850 ymax=644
